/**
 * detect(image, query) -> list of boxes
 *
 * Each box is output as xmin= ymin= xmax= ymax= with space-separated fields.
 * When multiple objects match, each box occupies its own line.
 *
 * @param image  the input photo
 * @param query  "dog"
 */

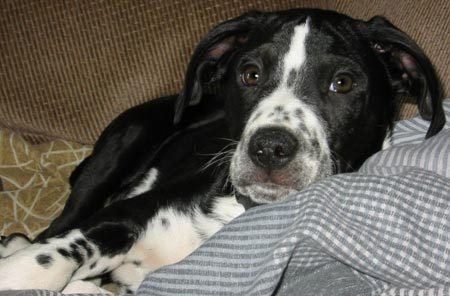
xmin=0 ymin=8 xmax=445 ymax=293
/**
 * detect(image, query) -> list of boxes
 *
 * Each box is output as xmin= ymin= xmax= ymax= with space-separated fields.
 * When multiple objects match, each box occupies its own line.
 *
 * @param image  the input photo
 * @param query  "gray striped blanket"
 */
xmin=1 ymin=101 xmax=449 ymax=296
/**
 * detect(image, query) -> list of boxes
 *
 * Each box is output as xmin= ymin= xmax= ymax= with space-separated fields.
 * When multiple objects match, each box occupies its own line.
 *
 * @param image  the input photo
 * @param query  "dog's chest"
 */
xmin=123 ymin=196 xmax=245 ymax=272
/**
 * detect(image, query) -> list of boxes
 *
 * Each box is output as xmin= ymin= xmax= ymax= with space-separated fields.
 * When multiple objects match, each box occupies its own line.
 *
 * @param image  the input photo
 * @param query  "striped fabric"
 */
xmin=136 ymin=100 xmax=450 ymax=296
xmin=391 ymin=100 xmax=450 ymax=146
xmin=1 ymin=101 xmax=449 ymax=295
xmin=359 ymin=100 xmax=450 ymax=178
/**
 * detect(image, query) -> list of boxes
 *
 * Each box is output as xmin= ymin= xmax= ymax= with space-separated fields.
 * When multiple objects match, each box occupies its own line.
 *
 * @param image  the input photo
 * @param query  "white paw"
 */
xmin=0 ymin=233 xmax=31 ymax=258
xmin=62 ymin=280 xmax=114 ymax=295
xmin=112 ymin=262 xmax=149 ymax=293
xmin=0 ymin=244 xmax=76 ymax=291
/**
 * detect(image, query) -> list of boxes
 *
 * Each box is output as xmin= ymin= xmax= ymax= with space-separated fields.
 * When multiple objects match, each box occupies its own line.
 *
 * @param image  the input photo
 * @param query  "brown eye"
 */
xmin=241 ymin=65 xmax=260 ymax=86
xmin=329 ymin=74 xmax=354 ymax=93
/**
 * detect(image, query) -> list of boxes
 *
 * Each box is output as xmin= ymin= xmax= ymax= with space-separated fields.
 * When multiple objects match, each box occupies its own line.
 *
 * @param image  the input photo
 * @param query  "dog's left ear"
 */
xmin=361 ymin=16 xmax=445 ymax=138
xmin=174 ymin=12 xmax=262 ymax=124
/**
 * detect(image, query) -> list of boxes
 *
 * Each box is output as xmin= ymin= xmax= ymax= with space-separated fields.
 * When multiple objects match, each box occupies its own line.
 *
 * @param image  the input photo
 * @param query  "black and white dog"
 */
xmin=0 ymin=8 xmax=445 ymax=293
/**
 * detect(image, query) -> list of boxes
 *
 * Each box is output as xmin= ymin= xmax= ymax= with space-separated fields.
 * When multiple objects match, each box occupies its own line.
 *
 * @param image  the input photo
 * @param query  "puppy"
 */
xmin=0 ymin=8 xmax=445 ymax=293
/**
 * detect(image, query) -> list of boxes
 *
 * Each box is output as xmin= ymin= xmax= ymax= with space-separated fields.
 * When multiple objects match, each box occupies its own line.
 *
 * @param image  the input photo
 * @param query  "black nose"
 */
xmin=248 ymin=127 xmax=298 ymax=170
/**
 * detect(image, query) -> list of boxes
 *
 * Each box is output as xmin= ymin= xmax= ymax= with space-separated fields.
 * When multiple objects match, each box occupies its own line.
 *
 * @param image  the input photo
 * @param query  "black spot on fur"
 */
xmin=295 ymin=108 xmax=304 ymax=118
xmin=75 ymin=238 xmax=94 ymax=258
xmin=36 ymin=254 xmax=53 ymax=268
xmin=280 ymin=111 xmax=290 ymax=122
xmin=274 ymin=105 xmax=284 ymax=113
xmin=311 ymin=139 xmax=320 ymax=149
xmin=90 ymin=262 xmax=97 ymax=269
xmin=161 ymin=218 xmax=170 ymax=228
xmin=253 ymin=111 xmax=262 ymax=120
xmin=287 ymin=69 xmax=297 ymax=88
xmin=298 ymin=122 xmax=307 ymax=131
xmin=69 ymin=243 xmax=83 ymax=264
xmin=57 ymin=248 xmax=71 ymax=258
xmin=57 ymin=247 xmax=83 ymax=264
xmin=132 ymin=260 xmax=142 ymax=266
xmin=196 ymin=229 xmax=210 ymax=241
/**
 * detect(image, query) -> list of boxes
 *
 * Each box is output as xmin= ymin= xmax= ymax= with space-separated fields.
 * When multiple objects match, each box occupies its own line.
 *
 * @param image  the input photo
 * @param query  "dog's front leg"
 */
xmin=0 ymin=222 xmax=137 ymax=291
xmin=0 ymin=230 xmax=89 ymax=290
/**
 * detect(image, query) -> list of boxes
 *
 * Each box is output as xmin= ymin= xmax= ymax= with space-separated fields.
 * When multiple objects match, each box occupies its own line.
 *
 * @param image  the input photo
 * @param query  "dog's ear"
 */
xmin=174 ymin=12 xmax=262 ymax=124
xmin=362 ymin=16 xmax=445 ymax=138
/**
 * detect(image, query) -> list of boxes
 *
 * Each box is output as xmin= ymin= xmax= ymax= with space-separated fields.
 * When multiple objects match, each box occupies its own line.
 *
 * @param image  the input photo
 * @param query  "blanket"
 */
xmin=0 ymin=100 xmax=449 ymax=296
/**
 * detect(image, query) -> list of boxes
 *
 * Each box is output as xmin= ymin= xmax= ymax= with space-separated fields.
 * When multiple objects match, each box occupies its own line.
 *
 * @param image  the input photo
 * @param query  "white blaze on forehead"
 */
xmin=281 ymin=20 xmax=310 ymax=84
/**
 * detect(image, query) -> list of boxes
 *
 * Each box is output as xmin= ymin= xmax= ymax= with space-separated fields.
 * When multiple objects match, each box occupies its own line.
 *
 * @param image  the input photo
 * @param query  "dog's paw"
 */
xmin=112 ymin=262 xmax=150 ymax=294
xmin=0 ymin=233 xmax=31 ymax=258
xmin=62 ymin=280 xmax=114 ymax=295
xmin=0 ymin=243 xmax=76 ymax=291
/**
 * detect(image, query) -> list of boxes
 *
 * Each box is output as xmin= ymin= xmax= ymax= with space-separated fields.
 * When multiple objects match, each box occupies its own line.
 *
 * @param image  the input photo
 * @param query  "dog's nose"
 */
xmin=248 ymin=127 xmax=298 ymax=170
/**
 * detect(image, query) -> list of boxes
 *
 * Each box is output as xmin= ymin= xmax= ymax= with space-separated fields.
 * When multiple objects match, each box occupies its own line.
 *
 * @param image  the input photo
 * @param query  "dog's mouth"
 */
xmin=236 ymin=181 xmax=296 ymax=203
xmin=230 ymin=152 xmax=332 ymax=205
xmin=232 ymin=169 xmax=303 ymax=205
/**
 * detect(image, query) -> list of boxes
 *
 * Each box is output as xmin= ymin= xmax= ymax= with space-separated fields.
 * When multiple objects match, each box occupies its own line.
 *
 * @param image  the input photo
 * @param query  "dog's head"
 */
xmin=176 ymin=9 xmax=445 ymax=203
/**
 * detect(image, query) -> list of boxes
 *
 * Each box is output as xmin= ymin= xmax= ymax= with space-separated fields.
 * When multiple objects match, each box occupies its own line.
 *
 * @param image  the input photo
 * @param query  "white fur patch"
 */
xmin=194 ymin=196 xmax=245 ymax=236
xmin=111 ymin=262 xmax=149 ymax=293
xmin=124 ymin=208 xmax=202 ymax=273
xmin=243 ymin=19 xmax=319 ymax=139
xmin=0 ymin=230 xmax=83 ymax=291
xmin=0 ymin=235 xmax=31 ymax=258
xmin=382 ymin=128 xmax=392 ymax=150
xmin=0 ymin=230 xmax=123 ymax=291
xmin=122 ymin=197 xmax=244 ymax=271
xmin=127 ymin=168 xmax=159 ymax=198
xmin=113 ymin=196 xmax=244 ymax=288
xmin=282 ymin=21 xmax=309 ymax=84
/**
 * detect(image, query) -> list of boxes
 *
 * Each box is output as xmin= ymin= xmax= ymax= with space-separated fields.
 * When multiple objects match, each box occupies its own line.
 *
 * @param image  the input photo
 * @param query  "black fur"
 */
xmin=36 ymin=254 xmax=53 ymax=268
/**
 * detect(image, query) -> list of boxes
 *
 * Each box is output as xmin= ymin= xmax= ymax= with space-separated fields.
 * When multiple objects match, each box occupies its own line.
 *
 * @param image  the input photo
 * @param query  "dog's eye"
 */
xmin=329 ymin=74 xmax=354 ymax=93
xmin=240 ymin=65 xmax=260 ymax=86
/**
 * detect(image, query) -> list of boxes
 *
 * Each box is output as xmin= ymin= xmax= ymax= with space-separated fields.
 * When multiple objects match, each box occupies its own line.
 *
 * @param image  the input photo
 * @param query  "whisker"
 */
xmin=200 ymin=149 xmax=235 ymax=172
xmin=217 ymin=137 xmax=239 ymax=144
xmin=197 ymin=142 xmax=237 ymax=157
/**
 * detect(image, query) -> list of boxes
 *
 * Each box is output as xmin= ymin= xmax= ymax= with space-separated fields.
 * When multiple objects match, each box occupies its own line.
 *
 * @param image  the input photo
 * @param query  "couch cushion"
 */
xmin=0 ymin=0 xmax=328 ymax=144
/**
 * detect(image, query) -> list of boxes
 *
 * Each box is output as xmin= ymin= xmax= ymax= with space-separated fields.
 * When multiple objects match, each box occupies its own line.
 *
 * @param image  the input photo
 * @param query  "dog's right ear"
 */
xmin=174 ymin=12 xmax=262 ymax=124
xmin=361 ymin=16 xmax=445 ymax=138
